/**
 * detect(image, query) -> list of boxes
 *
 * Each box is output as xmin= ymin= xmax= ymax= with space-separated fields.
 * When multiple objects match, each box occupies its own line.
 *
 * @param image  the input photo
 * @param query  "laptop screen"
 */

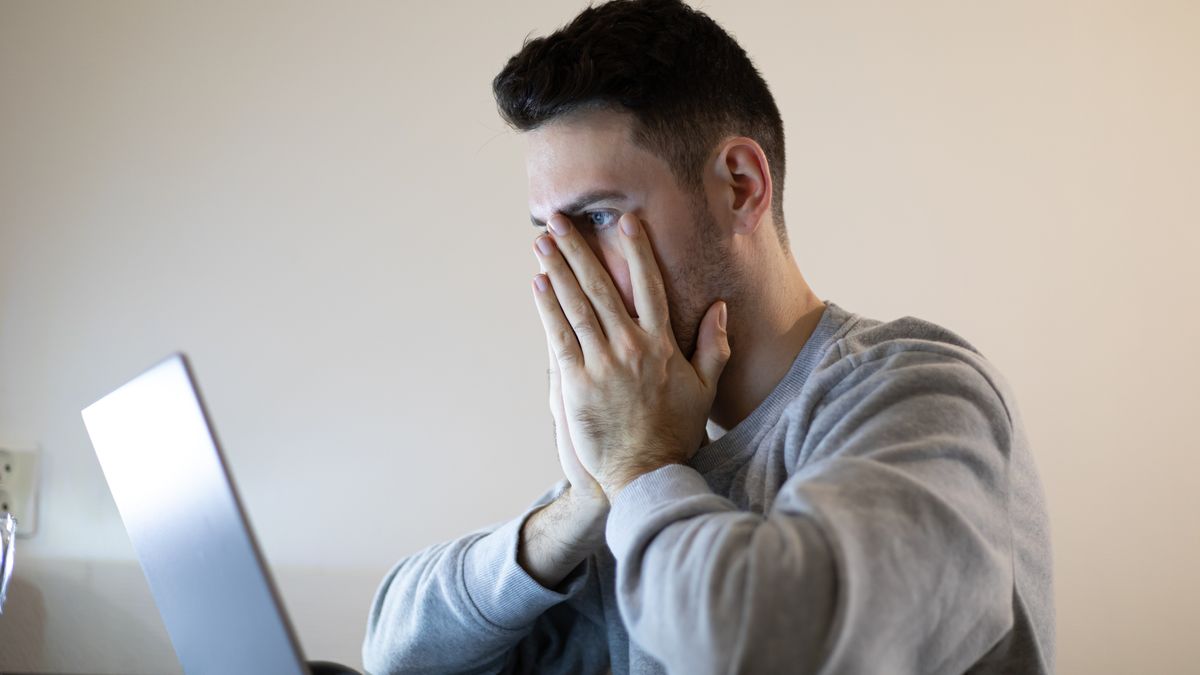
xmin=82 ymin=354 xmax=308 ymax=675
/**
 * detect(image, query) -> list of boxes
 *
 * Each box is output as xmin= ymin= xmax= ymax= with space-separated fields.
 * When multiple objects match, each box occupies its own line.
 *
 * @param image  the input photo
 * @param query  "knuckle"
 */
xmin=651 ymin=335 xmax=675 ymax=359
xmin=570 ymin=317 xmax=595 ymax=339
xmin=555 ymin=326 xmax=576 ymax=348
xmin=598 ymin=293 xmax=625 ymax=318
xmin=557 ymin=347 xmax=580 ymax=365
xmin=591 ymin=350 xmax=617 ymax=372
xmin=620 ymin=339 xmax=646 ymax=362
xmin=568 ymin=297 xmax=592 ymax=319
xmin=657 ymin=343 xmax=676 ymax=361
xmin=584 ymin=277 xmax=609 ymax=299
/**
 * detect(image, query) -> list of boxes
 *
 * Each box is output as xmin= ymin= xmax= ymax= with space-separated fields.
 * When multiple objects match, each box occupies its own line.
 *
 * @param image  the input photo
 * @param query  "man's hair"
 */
xmin=493 ymin=0 xmax=788 ymax=247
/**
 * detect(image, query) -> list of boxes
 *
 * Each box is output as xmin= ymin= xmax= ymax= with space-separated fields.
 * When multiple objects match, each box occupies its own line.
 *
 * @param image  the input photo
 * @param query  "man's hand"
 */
xmin=546 ymin=341 xmax=609 ymax=509
xmin=514 ymin=343 xmax=610 ymax=590
xmin=531 ymin=212 xmax=730 ymax=501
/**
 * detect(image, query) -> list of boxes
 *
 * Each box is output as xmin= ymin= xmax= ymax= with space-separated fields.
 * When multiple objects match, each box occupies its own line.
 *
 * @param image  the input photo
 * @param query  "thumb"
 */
xmin=691 ymin=300 xmax=731 ymax=392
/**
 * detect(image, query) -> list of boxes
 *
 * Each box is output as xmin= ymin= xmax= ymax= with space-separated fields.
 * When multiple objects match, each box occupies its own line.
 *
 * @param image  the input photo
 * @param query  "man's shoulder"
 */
xmin=804 ymin=304 xmax=1015 ymax=420
xmin=828 ymin=305 xmax=985 ymax=364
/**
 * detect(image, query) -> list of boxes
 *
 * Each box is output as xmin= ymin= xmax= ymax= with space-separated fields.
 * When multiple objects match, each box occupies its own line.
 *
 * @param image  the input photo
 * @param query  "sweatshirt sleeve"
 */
xmin=605 ymin=349 xmax=1016 ymax=675
xmin=362 ymin=479 xmax=609 ymax=675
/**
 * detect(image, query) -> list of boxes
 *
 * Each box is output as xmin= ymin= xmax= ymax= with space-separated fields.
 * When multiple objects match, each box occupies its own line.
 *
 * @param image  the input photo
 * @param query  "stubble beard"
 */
xmin=663 ymin=198 xmax=743 ymax=361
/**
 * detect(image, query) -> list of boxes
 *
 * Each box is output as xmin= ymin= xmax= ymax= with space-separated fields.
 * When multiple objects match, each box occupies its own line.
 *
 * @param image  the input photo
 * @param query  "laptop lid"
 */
xmin=82 ymin=353 xmax=309 ymax=675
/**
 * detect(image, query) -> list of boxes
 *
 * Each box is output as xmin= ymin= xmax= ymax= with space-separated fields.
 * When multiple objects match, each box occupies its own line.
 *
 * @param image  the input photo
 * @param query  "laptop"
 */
xmin=82 ymin=353 xmax=357 ymax=675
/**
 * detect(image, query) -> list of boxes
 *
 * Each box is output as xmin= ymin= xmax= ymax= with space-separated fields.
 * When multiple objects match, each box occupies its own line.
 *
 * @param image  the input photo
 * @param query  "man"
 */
xmin=363 ymin=1 xmax=1054 ymax=673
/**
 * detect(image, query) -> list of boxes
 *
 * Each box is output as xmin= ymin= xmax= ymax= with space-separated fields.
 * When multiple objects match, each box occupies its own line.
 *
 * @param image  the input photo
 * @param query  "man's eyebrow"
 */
xmin=530 ymin=189 xmax=628 ymax=228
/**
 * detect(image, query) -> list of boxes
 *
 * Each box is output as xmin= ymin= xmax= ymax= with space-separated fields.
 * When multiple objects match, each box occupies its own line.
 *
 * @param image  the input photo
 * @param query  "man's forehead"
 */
xmin=523 ymin=110 xmax=658 ymax=215
xmin=525 ymin=114 xmax=636 ymax=176
xmin=526 ymin=164 xmax=632 ymax=217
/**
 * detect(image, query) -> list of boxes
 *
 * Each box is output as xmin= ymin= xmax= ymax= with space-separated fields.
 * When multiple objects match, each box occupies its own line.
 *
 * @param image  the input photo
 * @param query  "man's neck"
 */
xmin=708 ymin=264 xmax=825 ymax=432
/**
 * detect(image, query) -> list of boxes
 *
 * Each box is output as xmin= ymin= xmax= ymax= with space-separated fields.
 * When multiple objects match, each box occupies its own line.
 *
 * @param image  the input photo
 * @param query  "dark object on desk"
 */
xmin=309 ymin=661 xmax=361 ymax=675
xmin=80 ymin=354 xmax=364 ymax=675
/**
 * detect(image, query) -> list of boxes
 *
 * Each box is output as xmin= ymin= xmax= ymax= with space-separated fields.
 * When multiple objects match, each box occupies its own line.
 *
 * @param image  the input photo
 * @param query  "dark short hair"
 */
xmin=493 ymin=0 xmax=788 ymax=246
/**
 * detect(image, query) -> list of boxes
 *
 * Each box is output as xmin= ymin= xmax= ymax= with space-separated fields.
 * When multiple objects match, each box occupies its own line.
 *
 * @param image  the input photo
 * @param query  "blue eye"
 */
xmin=585 ymin=210 xmax=618 ymax=229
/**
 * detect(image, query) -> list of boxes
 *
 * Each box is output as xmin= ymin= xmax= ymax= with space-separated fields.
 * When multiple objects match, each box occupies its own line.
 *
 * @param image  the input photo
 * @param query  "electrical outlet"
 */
xmin=0 ymin=448 xmax=38 ymax=537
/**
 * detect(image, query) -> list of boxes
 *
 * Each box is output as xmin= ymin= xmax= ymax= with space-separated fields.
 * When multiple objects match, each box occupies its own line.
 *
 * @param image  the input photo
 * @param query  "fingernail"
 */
xmin=620 ymin=214 xmax=639 ymax=237
xmin=533 ymin=274 xmax=548 ymax=292
xmin=719 ymin=302 xmax=728 ymax=330
xmin=535 ymin=235 xmax=554 ymax=256
xmin=549 ymin=215 xmax=570 ymax=235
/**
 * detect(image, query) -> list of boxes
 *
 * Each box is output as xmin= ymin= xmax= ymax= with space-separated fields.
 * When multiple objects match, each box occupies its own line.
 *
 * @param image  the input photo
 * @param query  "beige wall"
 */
xmin=1 ymin=1 xmax=1196 ymax=672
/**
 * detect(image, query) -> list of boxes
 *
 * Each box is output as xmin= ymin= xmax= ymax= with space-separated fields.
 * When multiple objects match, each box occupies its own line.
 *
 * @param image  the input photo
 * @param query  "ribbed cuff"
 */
xmin=462 ymin=497 xmax=592 ymax=631
xmin=606 ymin=463 xmax=725 ymax=561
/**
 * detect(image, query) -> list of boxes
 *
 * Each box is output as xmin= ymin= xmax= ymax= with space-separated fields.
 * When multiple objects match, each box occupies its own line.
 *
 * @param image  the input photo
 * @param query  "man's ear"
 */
xmin=712 ymin=137 xmax=773 ymax=236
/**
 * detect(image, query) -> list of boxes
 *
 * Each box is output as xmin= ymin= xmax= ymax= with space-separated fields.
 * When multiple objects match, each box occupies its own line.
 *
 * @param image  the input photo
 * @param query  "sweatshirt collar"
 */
xmin=689 ymin=300 xmax=852 ymax=474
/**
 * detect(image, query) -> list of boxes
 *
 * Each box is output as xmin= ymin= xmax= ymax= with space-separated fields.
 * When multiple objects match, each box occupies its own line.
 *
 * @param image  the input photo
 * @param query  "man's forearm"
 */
xmin=518 ymin=486 xmax=609 ymax=588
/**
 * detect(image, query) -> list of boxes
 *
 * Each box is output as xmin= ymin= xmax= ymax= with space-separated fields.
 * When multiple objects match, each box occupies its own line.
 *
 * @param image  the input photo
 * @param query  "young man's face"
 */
xmin=525 ymin=108 xmax=731 ymax=358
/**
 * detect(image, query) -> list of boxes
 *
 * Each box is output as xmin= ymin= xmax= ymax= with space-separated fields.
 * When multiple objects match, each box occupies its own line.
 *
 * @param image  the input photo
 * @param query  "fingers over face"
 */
xmin=546 ymin=338 xmax=558 ymax=377
xmin=542 ymin=214 xmax=635 ymax=340
xmin=615 ymin=212 xmax=670 ymax=334
xmin=531 ymin=271 xmax=585 ymax=370
xmin=533 ymin=233 xmax=609 ymax=356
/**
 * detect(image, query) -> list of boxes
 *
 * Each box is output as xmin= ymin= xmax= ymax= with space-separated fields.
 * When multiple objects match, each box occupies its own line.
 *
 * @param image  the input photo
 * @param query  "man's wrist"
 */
xmin=564 ymin=483 xmax=610 ymax=514
xmin=563 ymin=485 xmax=610 ymax=538
xmin=601 ymin=460 xmax=681 ymax=502
xmin=517 ymin=485 xmax=609 ymax=589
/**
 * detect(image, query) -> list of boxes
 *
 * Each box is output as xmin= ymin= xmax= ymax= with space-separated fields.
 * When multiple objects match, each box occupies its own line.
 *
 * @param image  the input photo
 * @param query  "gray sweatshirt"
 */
xmin=362 ymin=300 xmax=1054 ymax=674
